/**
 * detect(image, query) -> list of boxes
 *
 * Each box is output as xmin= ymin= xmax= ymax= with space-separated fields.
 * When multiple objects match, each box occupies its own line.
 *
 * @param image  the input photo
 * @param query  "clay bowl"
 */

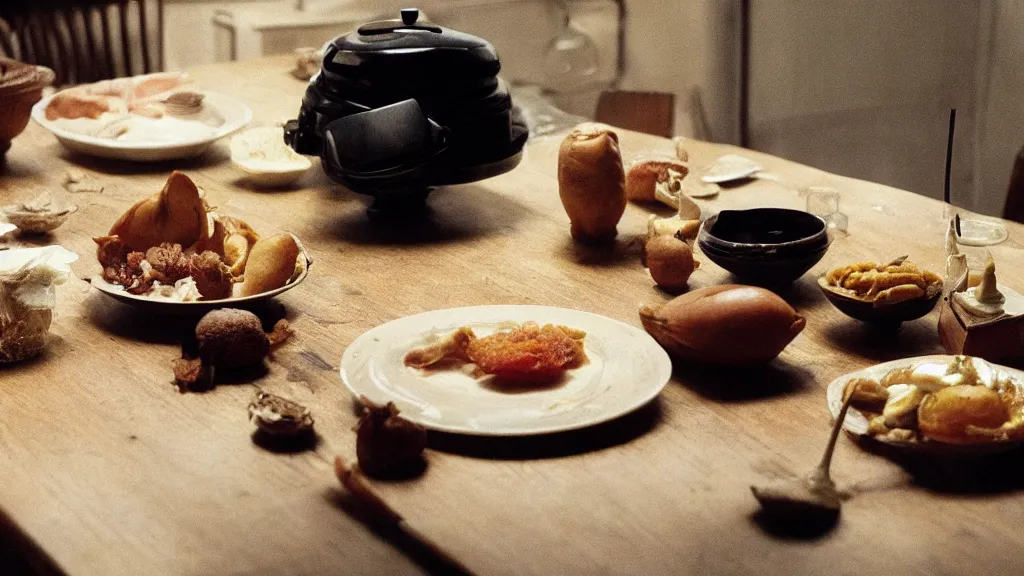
xmin=0 ymin=61 xmax=55 ymax=155
xmin=817 ymin=276 xmax=942 ymax=325
xmin=697 ymin=208 xmax=830 ymax=287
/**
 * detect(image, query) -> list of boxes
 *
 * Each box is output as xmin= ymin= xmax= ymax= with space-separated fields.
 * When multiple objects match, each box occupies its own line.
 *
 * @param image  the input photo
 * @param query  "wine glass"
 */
xmin=542 ymin=2 xmax=599 ymax=94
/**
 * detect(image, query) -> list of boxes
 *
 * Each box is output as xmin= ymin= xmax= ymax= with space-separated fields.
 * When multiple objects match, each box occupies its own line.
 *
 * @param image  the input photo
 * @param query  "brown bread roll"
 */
xmin=235 ymin=233 xmax=300 ymax=297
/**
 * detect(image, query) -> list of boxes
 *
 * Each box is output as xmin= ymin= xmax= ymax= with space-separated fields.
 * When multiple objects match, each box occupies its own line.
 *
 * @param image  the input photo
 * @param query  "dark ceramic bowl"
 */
xmin=697 ymin=208 xmax=830 ymax=287
xmin=817 ymin=276 xmax=942 ymax=324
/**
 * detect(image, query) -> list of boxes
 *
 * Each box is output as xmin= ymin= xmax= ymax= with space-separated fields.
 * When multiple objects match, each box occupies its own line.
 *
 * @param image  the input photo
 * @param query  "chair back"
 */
xmin=1005 ymin=145 xmax=1024 ymax=225
xmin=0 ymin=0 xmax=164 ymax=86
xmin=595 ymin=90 xmax=675 ymax=138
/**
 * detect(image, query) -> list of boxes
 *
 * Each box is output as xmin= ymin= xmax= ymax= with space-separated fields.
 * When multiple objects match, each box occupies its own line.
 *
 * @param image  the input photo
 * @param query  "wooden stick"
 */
xmin=334 ymin=458 xmax=476 ymax=576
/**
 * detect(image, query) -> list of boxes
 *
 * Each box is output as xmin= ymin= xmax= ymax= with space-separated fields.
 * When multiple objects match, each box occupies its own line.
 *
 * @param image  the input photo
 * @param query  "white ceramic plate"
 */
xmin=700 ymin=154 xmax=762 ymax=183
xmin=826 ymin=354 xmax=1024 ymax=455
xmin=340 ymin=305 xmax=673 ymax=436
xmin=89 ymin=251 xmax=312 ymax=315
xmin=31 ymin=91 xmax=252 ymax=162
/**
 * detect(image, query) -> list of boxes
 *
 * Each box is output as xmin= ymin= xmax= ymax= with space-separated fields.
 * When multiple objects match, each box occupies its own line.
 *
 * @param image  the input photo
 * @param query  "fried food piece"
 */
xmin=918 ymin=385 xmax=1010 ymax=444
xmin=823 ymin=258 xmax=941 ymax=305
xmin=404 ymin=327 xmax=477 ymax=368
xmin=108 ymin=171 xmax=208 ymax=253
xmin=45 ymin=90 xmax=118 ymax=120
xmin=843 ymin=377 xmax=889 ymax=412
xmin=466 ymin=321 xmax=587 ymax=381
xmin=235 ymin=234 xmax=301 ymax=297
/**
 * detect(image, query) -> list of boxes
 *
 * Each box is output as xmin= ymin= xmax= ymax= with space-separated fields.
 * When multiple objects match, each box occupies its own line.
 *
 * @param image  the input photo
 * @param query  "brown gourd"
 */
xmin=639 ymin=285 xmax=806 ymax=364
xmin=557 ymin=126 xmax=626 ymax=243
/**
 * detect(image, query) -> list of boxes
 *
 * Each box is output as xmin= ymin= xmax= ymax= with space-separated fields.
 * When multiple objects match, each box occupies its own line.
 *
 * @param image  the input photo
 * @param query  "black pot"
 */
xmin=284 ymin=8 xmax=528 ymax=211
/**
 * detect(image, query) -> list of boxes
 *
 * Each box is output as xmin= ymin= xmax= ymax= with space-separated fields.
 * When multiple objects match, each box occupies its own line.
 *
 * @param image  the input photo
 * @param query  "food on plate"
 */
xmin=234 ymin=234 xmax=303 ymax=298
xmin=248 ymin=391 xmax=315 ymax=437
xmin=403 ymin=321 xmax=588 ymax=381
xmin=467 ymin=322 xmax=587 ymax=381
xmin=951 ymin=257 xmax=1006 ymax=319
xmin=44 ymin=71 xmax=192 ymax=121
xmin=644 ymin=234 xmax=698 ymax=293
xmin=2 ymin=191 xmax=78 ymax=234
xmin=639 ymin=285 xmax=805 ymax=364
xmin=0 ymin=246 xmax=78 ymax=363
xmin=355 ymin=398 xmax=427 ymax=478
xmin=173 ymin=308 xmax=293 ymax=391
xmin=403 ymin=327 xmax=476 ymax=368
xmin=557 ymin=125 xmax=626 ymax=243
xmin=93 ymin=171 xmax=308 ymax=302
xmin=109 ymin=171 xmax=208 ymax=252
xmin=844 ymin=355 xmax=1024 ymax=444
xmin=822 ymin=256 xmax=942 ymax=306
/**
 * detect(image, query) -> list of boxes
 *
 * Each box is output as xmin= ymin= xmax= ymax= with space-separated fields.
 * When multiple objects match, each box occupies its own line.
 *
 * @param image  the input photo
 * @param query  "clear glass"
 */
xmin=805 ymin=186 xmax=848 ymax=234
xmin=543 ymin=6 xmax=599 ymax=94
xmin=941 ymin=205 xmax=1009 ymax=247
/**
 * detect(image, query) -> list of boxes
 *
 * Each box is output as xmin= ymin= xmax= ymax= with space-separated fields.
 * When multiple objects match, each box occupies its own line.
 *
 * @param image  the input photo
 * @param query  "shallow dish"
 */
xmin=230 ymin=126 xmax=312 ymax=188
xmin=826 ymin=355 xmax=1024 ymax=456
xmin=340 ymin=305 xmax=672 ymax=436
xmin=818 ymin=276 xmax=941 ymax=324
xmin=89 ymin=250 xmax=312 ymax=315
xmin=31 ymin=91 xmax=252 ymax=162
xmin=698 ymin=208 xmax=830 ymax=286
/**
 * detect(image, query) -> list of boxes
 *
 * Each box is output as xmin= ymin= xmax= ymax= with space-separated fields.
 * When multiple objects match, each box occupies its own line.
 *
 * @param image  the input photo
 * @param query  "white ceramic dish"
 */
xmin=341 ymin=305 xmax=672 ymax=436
xmin=89 ymin=250 xmax=312 ymax=314
xmin=700 ymin=154 xmax=762 ymax=183
xmin=230 ymin=126 xmax=312 ymax=188
xmin=31 ymin=91 xmax=252 ymax=162
xmin=826 ymin=354 xmax=1024 ymax=456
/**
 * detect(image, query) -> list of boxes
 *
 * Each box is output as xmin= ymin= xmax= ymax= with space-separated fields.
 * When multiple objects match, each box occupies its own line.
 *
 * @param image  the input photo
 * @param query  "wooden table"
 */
xmin=3 ymin=56 xmax=1024 ymax=576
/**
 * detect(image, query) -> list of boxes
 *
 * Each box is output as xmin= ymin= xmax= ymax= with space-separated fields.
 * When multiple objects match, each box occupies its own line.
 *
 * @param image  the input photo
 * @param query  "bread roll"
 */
xmin=557 ymin=127 xmax=626 ymax=243
xmin=235 ymin=234 xmax=300 ymax=297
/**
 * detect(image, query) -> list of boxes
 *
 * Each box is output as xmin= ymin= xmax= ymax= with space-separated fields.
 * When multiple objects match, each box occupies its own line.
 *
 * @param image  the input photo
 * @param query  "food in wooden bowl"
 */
xmin=834 ymin=355 xmax=1024 ymax=449
xmin=404 ymin=321 xmax=588 ymax=383
xmin=0 ymin=58 xmax=55 ymax=155
xmin=91 ymin=171 xmax=310 ymax=304
xmin=557 ymin=125 xmax=626 ymax=243
xmin=819 ymin=256 xmax=942 ymax=324
xmin=639 ymin=285 xmax=805 ymax=365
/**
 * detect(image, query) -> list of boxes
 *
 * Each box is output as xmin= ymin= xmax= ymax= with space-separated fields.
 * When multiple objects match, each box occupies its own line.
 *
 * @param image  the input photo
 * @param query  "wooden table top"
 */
xmin=2 ymin=56 xmax=1024 ymax=576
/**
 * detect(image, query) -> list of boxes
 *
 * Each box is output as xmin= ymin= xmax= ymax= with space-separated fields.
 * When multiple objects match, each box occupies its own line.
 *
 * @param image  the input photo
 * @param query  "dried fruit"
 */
xmin=466 ymin=322 xmax=587 ymax=381
xmin=355 ymin=399 xmax=427 ymax=478
xmin=196 ymin=308 xmax=270 ymax=368
xmin=639 ymin=285 xmax=805 ymax=364
xmin=235 ymin=234 xmax=301 ymax=297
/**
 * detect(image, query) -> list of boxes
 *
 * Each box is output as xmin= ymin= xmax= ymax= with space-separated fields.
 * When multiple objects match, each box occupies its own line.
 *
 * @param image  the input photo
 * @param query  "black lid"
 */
xmin=321 ymin=8 xmax=501 ymax=83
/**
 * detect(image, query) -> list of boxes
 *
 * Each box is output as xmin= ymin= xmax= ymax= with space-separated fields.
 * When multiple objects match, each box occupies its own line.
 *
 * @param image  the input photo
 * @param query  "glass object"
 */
xmin=805 ymin=186 xmax=848 ymax=234
xmin=543 ymin=2 xmax=599 ymax=94
xmin=941 ymin=206 xmax=1008 ymax=247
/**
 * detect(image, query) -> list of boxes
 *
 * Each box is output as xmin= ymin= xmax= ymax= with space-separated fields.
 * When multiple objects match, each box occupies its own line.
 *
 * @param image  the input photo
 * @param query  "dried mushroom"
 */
xmin=248 ymin=391 xmax=314 ymax=437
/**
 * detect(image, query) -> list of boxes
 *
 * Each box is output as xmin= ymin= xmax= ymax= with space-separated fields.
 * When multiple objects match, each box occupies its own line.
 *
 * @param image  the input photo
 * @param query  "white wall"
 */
xmin=164 ymin=0 xmax=293 ymax=70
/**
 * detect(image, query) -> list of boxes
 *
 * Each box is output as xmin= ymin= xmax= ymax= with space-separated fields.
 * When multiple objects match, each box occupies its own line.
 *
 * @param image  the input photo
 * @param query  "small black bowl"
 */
xmin=817 ymin=277 xmax=942 ymax=324
xmin=698 ymin=208 xmax=831 ymax=287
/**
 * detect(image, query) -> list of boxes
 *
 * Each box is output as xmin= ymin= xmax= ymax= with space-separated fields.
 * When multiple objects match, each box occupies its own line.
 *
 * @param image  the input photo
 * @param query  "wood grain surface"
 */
xmin=2 ymin=55 xmax=1024 ymax=576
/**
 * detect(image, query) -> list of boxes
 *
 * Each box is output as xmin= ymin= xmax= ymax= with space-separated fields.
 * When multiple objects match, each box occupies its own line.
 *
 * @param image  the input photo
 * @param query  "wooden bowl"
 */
xmin=0 ymin=62 xmax=54 ymax=155
xmin=817 ymin=276 xmax=941 ymax=324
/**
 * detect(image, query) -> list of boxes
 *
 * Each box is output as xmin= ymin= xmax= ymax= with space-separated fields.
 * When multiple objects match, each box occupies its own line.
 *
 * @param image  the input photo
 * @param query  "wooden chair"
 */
xmin=0 ymin=0 xmax=164 ymax=86
xmin=594 ymin=90 xmax=675 ymax=138
xmin=1004 ymin=145 xmax=1024 ymax=224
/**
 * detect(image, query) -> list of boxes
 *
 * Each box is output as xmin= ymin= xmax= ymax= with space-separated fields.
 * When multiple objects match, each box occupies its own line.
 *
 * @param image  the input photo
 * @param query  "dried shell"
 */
xmin=248 ymin=392 xmax=314 ymax=437
xmin=2 ymin=191 xmax=78 ymax=234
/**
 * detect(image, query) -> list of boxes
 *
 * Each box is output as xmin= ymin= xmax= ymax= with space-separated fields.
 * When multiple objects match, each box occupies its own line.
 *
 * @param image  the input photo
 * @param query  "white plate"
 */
xmin=826 ymin=354 xmax=1024 ymax=455
xmin=700 ymin=154 xmax=762 ymax=183
xmin=31 ymin=91 xmax=252 ymax=162
xmin=89 ymin=250 xmax=312 ymax=315
xmin=340 ymin=305 xmax=672 ymax=436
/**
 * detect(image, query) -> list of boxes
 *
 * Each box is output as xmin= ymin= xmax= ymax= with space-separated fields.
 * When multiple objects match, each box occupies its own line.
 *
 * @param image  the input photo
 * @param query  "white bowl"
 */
xmin=31 ymin=91 xmax=252 ymax=162
xmin=230 ymin=126 xmax=312 ymax=188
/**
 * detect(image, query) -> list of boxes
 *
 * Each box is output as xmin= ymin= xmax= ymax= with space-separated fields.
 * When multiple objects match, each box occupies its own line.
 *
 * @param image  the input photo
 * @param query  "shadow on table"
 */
xmin=558 ymin=233 xmax=645 ymax=268
xmin=750 ymin=508 xmax=840 ymax=541
xmin=851 ymin=439 xmax=1024 ymax=495
xmin=821 ymin=316 xmax=943 ymax=364
xmin=327 ymin=184 xmax=532 ymax=246
xmin=675 ymin=357 xmax=815 ymax=403
xmin=426 ymin=398 xmax=662 ymax=460
xmin=59 ymin=146 xmax=229 ymax=175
